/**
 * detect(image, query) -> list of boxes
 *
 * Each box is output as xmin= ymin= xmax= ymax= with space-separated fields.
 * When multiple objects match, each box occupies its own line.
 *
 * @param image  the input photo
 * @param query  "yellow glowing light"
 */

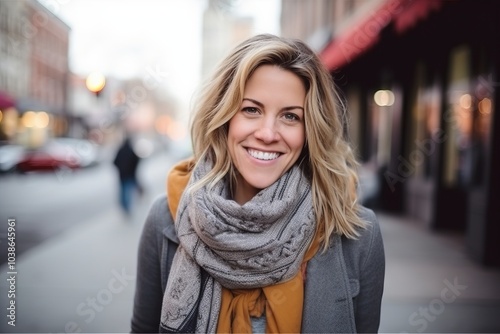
xmin=0 ymin=110 xmax=3 ymax=123
xmin=374 ymin=90 xmax=395 ymax=107
xmin=22 ymin=111 xmax=36 ymax=128
xmin=1 ymin=108 xmax=18 ymax=137
xmin=478 ymin=98 xmax=492 ymax=115
xmin=86 ymin=72 xmax=106 ymax=93
xmin=35 ymin=112 xmax=50 ymax=128
xmin=459 ymin=94 xmax=472 ymax=109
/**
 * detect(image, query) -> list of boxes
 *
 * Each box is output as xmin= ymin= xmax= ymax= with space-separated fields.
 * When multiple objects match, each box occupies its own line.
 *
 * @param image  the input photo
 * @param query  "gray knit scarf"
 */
xmin=159 ymin=159 xmax=316 ymax=333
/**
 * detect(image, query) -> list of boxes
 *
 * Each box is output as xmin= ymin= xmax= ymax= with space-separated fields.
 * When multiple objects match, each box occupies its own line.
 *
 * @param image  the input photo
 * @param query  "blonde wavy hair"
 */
xmin=190 ymin=34 xmax=365 ymax=250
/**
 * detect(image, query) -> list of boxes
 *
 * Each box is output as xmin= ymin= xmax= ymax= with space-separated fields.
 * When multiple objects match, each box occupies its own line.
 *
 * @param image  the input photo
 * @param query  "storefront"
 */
xmin=320 ymin=0 xmax=499 ymax=266
xmin=0 ymin=96 xmax=69 ymax=148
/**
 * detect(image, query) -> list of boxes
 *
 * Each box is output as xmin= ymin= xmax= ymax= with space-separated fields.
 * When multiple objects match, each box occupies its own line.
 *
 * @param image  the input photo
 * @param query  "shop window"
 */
xmin=421 ymin=83 xmax=442 ymax=179
xmin=443 ymin=45 xmax=472 ymax=187
xmin=405 ymin=61 xmax=443 ymax=182
xmin=375 ymin=92 xmax=393 ymax=167
xmin=370 ymin=86 xmax=399 ymax=169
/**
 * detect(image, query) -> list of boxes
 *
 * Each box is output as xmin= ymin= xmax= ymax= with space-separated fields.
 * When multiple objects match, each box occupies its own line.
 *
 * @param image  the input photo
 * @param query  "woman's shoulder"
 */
xmin=356 ymin=205 xmax=381 ymax=241
xmin=341 ymin=205 xmax=384 ymax=265
xmin=356 ymin=205 xmax=377 ymax=221
xmin=143 ymin=194 xmax=179 ymax=244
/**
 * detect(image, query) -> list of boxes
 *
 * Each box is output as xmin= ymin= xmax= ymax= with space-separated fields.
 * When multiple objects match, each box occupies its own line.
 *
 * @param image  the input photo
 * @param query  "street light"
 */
xmin=374 ymin=90 xmax=395 ymax=107
xmin=86 ymin=72 xmax=106 ymax=97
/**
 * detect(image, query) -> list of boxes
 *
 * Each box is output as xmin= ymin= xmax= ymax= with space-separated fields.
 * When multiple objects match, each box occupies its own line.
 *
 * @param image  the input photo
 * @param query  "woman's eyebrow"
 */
xmin=242 ymin=98 xmax=264 ymax=108
xmin=242 ymin=98 xmax=304 ymax=111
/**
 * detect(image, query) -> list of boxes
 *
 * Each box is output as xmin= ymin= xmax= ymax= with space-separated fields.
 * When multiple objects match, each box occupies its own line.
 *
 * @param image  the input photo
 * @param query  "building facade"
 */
xmin=0 ymin=0 xmax=31 ymax=100
xmin=0 ymin=0 xmax=70 ymax=144
xmin=26 ymin=0 xmax=70 ymax=116
xmin=281 ymin=0 xmax=500 ymax=266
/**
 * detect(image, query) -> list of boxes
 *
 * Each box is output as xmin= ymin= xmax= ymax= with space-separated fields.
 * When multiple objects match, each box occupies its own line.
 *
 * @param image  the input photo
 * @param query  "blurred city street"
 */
xmin=0 ymin=147 xmax=186 ymax=333
xmin=1 ymin=146 xmax=499 ymax=333
xmin=0 ymin=146 xmax=118 ymax=263
xmin=1 ymin=0 xmax=499 ymax=332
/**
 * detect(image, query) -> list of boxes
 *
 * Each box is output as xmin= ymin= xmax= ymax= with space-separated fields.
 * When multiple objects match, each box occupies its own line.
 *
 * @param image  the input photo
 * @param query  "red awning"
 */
xmin=320 ymin=0 xmax=444 ymax=71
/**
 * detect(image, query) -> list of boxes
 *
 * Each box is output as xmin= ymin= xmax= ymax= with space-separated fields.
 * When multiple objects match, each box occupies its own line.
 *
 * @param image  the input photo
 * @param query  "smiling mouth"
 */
xmin=247 ymin=148 xmax=281 ymax=161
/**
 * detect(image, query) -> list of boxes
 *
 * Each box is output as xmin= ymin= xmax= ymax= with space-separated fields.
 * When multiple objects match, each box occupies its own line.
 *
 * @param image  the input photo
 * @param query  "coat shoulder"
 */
xmin=354 ymin=205 xmax=381 ymax=245
xmin=146 ymin=194 xmax=179 ymax=244
xmin=341 ymin=205 xmax=384 ymax=270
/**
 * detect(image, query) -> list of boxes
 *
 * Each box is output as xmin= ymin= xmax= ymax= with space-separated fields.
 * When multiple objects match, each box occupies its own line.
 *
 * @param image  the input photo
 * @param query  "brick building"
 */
xmin=0 ymin=0 xmax=70 ymax=142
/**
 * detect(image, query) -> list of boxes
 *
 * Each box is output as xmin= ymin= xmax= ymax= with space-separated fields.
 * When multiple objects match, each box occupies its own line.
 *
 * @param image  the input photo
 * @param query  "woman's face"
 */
xmin=227 ymin=65 xmax=306 ymax=204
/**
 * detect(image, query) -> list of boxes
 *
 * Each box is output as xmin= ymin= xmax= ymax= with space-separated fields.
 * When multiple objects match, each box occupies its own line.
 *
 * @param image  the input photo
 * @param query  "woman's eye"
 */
xmin=283 ymin=113 xmax=300 ymax=121
xmin=242 ymin=107 xmax=259 ymax=114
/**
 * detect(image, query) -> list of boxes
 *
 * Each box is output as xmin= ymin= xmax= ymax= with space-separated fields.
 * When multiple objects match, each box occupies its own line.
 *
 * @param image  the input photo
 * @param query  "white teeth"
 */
xmin=248 ymin=149 xmax=280 ymax=161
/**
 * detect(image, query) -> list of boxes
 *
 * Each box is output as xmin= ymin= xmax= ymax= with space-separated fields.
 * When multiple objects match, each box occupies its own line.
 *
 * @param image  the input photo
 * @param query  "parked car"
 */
xmin=16 ymin=145 xmax=80 ymax=173
xmin=49 ymin=138 xmax=99 ymax=168
xmin=15 ymin=138 xmax=99 ymax=173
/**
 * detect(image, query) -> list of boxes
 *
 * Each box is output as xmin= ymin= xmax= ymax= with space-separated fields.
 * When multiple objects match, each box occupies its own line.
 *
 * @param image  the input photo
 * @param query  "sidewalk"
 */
xmin=1 ymin=162 xmax=500 ymax=332
xmin=378 ymin=213 xmax=500 ymax=333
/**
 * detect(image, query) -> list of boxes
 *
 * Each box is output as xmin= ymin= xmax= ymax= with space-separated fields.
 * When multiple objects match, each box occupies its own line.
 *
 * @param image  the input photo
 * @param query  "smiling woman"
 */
xmin=131 ymin=34 xmax=385 ymax=334
xmin=227 ymin=65 xmax=306 ymax=204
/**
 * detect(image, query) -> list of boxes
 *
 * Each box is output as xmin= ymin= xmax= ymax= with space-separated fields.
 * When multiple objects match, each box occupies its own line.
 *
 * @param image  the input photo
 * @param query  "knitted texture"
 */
xmin=160 ymin=159 xmax=316 ymax=333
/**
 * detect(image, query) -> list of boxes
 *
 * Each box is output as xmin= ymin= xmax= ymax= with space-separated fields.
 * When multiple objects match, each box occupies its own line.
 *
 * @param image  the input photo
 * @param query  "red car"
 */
xmin=16 ymin=145 xmax=81 ymax=172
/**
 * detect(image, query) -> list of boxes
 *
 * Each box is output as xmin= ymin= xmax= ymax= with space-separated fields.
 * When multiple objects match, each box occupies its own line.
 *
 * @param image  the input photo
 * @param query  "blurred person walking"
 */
xmin=113 ymin=134 xmax=141 ymax=214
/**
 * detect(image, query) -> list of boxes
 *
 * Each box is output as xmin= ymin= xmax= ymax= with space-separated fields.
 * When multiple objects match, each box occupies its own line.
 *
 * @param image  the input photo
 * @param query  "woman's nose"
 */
xmin=254 ymin=121 xmax=280 ymax=143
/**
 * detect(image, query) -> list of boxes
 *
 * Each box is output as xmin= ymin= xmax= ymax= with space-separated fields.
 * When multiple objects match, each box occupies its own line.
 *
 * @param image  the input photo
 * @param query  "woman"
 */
xmin=131 ymin=34 xmax=385 ymax=333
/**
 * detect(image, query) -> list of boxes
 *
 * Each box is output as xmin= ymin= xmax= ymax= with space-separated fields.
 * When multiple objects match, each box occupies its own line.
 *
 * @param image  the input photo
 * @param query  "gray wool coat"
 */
xmin=131 ymin=195 xmax=385 ymax=333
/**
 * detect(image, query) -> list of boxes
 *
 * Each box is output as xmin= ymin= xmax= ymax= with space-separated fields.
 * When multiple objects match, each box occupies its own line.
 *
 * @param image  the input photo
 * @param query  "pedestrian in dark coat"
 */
xmin=113 ymin=136 xmax=140 ymax=214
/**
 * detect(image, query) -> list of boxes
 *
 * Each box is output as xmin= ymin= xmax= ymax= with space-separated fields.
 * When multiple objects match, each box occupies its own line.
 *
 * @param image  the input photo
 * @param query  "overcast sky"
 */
xmin=43 ymin=0 xmax=281 ymax=109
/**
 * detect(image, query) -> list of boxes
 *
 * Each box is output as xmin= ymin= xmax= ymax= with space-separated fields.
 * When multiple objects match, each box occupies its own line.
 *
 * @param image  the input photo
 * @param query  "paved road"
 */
xmin=0 ymin=146 xmax=188 ymax=264
xmin=0 ymin=162 xmax=118 ymax=264
xmin=0 ymin=164 xmax=117 ymax=263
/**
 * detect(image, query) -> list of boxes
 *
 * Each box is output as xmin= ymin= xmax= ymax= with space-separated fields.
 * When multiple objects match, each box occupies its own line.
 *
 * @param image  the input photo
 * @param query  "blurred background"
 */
xmin=0 ymin=0 xmax=499 ymax=332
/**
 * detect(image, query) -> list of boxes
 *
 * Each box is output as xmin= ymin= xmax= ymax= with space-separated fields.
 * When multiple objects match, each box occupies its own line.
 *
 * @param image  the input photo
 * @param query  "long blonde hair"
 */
xmin=190 ymin=34 xmax=365 ymax=250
